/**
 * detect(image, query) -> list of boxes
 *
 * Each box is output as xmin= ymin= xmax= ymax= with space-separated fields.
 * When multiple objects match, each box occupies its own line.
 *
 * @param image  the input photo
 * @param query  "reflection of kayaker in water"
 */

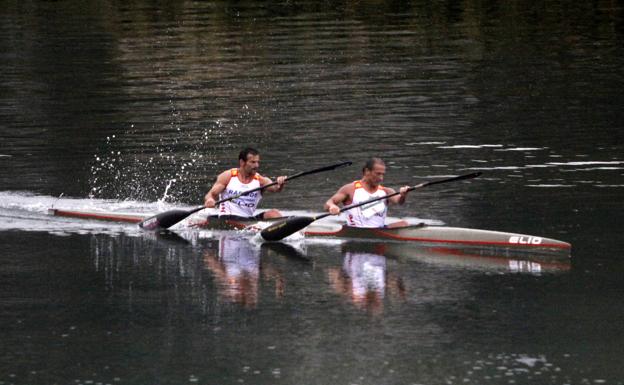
xmin=203 ymin=235 xmax=284 ymax=308
xmin=327 ymin=251 xmax=406 ymax=314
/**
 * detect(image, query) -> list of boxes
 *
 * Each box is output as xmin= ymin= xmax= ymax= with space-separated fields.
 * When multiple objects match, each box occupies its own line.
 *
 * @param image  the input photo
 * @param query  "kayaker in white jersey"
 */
xmin=324 ymin=157 xmax=410 ymax=228
xmin=204 ymin=147 xmax=286 ymax=219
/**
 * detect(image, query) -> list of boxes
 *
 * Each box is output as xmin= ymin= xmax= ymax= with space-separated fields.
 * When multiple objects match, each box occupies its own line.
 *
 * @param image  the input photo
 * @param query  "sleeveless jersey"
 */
xmin=218 ymin=169 xmax=263 ymax=217
xmin=345 ymin=181 xmax=388 ymax=228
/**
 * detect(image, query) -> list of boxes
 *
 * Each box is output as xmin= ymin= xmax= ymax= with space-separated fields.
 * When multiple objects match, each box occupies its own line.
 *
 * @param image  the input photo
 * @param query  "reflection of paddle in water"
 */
xmin=142 ymin=229 xmax=190 ymax=245
xmin=203 ymin=235 xmax=284 ymax=308
xmin=260 ymin=241 xmax=312 ymax=263
xmin=328 ymin=250 xmax=406 ymax=315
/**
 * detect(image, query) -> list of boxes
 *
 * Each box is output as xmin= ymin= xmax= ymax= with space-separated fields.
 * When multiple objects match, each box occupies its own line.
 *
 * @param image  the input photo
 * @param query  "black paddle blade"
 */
xmin=138 ymin=210 xmax=191 ymax=230
xmin=260 ymin=216 xmax=315 ymax=241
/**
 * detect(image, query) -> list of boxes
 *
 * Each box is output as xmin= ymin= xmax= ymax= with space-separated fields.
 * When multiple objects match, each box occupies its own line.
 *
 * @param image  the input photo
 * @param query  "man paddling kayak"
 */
xmin=204 ymin=147 xmax=286 ymax=219
xmin=324 ymin=157 xmax=411 ymax=228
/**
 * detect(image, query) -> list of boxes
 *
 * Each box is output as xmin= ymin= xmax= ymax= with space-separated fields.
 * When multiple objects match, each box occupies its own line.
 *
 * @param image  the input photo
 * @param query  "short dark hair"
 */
xmin=363 ymin=157 xmax=384 ymax=173
xmin=239 ymin=147 xmax=260 ymax=162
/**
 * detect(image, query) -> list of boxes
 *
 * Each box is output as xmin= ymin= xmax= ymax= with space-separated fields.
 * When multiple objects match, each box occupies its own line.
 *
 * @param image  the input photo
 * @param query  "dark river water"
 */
xmin=1 ymin=1 xmax=623 ymax=384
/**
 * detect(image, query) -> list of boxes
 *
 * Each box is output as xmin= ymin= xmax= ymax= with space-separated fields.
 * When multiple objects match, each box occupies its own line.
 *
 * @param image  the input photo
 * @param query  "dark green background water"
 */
xmin=1 ymin=1 xmax=623 ymax=384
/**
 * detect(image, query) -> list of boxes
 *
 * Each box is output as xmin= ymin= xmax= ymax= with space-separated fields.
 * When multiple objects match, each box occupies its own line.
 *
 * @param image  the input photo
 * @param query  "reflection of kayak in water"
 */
xmin=343 ymin=242 xmax=570 ymax=273
xmin=49 ymin=209 xmax=571 ymax=257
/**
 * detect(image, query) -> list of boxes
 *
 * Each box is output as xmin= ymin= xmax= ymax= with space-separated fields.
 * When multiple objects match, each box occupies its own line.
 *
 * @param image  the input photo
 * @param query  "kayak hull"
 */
xmin=304 ymin=223 xmax=571 ymax=255
xmin=48 ymin=209 xmax=571 ymax=257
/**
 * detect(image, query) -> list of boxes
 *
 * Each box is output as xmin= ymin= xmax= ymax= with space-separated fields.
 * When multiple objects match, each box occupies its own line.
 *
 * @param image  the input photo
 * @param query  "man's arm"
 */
xmin=324 ymin=184 xmax=353 ymax=215
xmin=204 ymin=171 xmax=231 ymax=207
xmin=386 ymin=186 xmax=410 ymax=205
xmin=260 ymin=175 xmax=286 ymax=193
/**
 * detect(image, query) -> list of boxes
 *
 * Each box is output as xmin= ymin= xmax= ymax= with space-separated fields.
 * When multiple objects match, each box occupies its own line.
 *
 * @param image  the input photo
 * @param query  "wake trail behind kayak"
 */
xmin=0 ymin=191 xmax=442 ymax=237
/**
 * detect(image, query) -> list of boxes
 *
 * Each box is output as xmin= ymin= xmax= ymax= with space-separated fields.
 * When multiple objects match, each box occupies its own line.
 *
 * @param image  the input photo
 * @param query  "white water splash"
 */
xmin=515 ymin=355 xmax=547 ymax=367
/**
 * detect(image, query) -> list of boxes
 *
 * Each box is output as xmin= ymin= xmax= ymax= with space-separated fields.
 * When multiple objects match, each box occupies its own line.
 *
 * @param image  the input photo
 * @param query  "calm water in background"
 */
xmin=1 ymin=1 xmax=623 ymax=384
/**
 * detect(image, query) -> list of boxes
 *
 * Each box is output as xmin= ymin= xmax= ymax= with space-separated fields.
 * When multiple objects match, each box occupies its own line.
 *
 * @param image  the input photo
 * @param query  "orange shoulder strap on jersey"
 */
xmin=354 ymin=180 xmax=384 ymax=191
xmin=230 ymin=168 xmax=238 ymax=177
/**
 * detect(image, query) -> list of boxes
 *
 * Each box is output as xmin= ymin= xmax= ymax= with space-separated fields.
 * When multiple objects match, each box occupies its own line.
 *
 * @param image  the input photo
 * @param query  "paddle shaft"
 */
xmin=138 ymin=160 xmax=352 ymax=229
xmin=315 ymin=172 xmax=482 ymax=221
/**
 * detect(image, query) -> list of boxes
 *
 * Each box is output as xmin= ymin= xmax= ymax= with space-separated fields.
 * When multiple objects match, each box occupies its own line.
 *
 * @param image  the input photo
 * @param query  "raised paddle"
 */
xmin=138 ymin=160 xmax=353 ymax=230
xmin=260 ymin=172 xmax=482 ymax=241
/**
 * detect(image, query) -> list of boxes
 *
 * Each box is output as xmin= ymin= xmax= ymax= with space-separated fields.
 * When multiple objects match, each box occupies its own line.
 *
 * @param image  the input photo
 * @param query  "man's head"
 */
xmin=238 ymin=147 xmax=260 ymax=175
xmin=362 ymin=158 xmax=386 ymax=187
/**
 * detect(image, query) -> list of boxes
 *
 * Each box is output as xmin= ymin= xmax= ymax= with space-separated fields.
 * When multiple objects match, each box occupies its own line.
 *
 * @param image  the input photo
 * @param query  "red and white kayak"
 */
xmin=48 ymin=208 xmax=571 ymax=257
xmin=303 ymin=222 xmax=570 ymax=255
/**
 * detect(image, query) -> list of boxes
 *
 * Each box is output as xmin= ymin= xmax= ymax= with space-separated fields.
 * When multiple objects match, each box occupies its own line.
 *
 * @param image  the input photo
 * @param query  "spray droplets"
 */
xmin=89 ymin=121 xmax=232 ymax=202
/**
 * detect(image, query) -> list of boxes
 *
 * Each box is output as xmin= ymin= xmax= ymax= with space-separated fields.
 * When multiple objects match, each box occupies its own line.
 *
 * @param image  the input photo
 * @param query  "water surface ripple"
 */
xmin=1 ymin=1 xmax=623 ymax=384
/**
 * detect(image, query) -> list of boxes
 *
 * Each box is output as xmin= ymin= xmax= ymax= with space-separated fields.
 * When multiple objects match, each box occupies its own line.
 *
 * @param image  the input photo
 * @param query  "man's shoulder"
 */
xmin=257 ymin=174 xmax=272 ymax=185
xmin=339 ymin=181 xmax=358 ymax=193
xmin=381 ymin=185 xmax=395 ymax=194
xmin=216 ymin=169 xmax=235 ymax=181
